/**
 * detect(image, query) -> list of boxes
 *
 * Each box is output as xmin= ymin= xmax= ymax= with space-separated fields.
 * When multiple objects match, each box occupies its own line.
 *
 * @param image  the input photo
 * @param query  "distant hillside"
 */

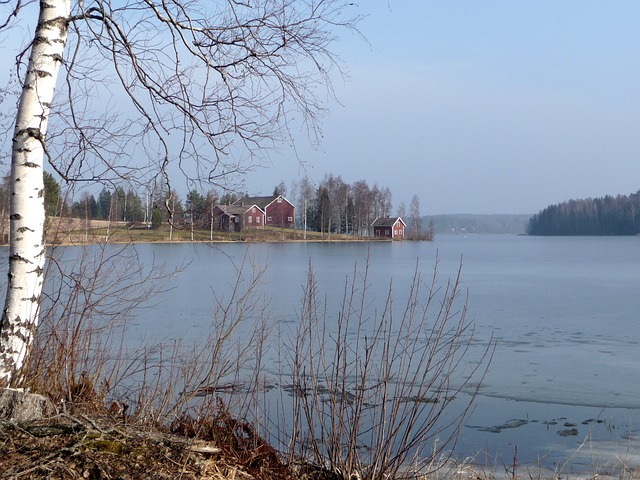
xmin=425 ymin=214 xmax=531 ymax=235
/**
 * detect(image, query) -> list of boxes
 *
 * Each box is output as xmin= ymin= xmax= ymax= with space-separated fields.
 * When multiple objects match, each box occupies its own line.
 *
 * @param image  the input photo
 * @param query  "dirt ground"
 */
xmin=0 ymin=411 xmax=337 ymax=480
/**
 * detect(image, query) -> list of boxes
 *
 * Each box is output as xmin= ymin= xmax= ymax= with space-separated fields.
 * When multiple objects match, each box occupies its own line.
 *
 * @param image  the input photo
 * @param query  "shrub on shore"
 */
xmin=3 ymin=245 xmax=492 ymax=479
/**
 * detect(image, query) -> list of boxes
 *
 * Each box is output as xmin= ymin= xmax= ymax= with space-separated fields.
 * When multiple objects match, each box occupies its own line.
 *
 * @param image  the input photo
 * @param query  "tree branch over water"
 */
xmin=0 ymin=0 xmax=361 ymax=384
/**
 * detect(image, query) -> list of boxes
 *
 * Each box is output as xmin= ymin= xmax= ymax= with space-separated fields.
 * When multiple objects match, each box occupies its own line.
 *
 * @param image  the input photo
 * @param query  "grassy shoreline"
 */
xmin=33 ymin=216 xmax=392 ymax=246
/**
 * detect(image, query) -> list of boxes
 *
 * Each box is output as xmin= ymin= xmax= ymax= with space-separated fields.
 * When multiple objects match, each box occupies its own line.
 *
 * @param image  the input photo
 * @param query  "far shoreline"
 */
xmin=18 ymin=216 xmax=433 ymax=246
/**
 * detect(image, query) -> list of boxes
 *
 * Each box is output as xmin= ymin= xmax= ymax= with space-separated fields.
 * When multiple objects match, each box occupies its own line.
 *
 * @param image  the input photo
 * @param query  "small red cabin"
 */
xmin=371 ymin=217 xmax=406 ymax=240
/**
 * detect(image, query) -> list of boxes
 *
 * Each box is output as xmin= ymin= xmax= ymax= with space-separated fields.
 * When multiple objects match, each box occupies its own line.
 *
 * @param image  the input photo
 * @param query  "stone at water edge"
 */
xmin=0 ymin=388 xmax=54 ymax=422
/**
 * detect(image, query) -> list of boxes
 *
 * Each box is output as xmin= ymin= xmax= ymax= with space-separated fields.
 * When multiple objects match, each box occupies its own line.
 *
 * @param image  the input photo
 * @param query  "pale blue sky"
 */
xmin=249 ymin=1 xmax=640 ymax=214
xmin=2 ymin=1 xmax=639 ymax=215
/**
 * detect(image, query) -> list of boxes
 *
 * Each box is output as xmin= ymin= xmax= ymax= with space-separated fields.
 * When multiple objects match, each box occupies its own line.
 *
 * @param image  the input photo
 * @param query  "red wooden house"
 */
xmin=371 ymin=217 xmax=406 ymax=239
xmin=213 ymin=202 xmax=265 ymax=232
xmin=233 ymin=195 xmax=295 ymax=229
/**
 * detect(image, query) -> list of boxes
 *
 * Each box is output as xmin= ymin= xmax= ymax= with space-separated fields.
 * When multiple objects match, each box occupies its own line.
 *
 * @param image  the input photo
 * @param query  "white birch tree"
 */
xmin=0 ymin=0 xmax=71 ymax=384
xmin=0 ymin=0 xmax=359 ymax=385
xmin=409 ymin=194 xmax=422 ymax=239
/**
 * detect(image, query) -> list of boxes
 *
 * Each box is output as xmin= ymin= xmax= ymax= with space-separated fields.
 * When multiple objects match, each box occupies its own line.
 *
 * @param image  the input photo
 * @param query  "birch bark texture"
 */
xmin=0 ymin=0 xmax=71 ymax=384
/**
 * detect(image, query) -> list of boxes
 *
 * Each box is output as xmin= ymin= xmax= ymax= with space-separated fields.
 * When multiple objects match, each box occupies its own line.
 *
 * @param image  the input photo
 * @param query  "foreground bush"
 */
xmin=11 ymin=245 xmax=491 ymax=479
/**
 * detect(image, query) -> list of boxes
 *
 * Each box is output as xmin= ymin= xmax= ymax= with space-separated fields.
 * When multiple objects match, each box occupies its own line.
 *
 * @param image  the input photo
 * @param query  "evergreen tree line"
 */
xmin=527 ymin=191 xmax=640 ymax=235
xmin=10 ymin=172 xmax=227 ymax=230
xmin=67 ymin=186 xmax=226 ymax=229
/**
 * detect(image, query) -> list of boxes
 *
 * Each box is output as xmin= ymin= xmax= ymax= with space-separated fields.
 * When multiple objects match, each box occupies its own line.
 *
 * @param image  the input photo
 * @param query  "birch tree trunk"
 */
xmin=0 ymin=0 xmax=70 ymax=384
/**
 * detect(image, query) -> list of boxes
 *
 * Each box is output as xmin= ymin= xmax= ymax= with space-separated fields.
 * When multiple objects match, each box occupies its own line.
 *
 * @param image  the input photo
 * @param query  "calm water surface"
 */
xmin=11 ymin=235 xmax=640 ymax=469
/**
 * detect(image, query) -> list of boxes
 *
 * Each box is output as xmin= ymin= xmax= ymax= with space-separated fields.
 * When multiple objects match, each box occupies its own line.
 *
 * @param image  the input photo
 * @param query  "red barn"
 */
xmin=371 ymin=217 xmax=406 ymax=240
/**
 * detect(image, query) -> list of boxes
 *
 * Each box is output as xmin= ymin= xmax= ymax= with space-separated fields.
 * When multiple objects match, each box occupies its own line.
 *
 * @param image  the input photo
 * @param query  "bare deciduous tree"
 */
xmin=410 ymin=194 xmax=422 ymax=239
xmin=0 ymin=0 xmax=359 ymax=384
xmin=397 ymin=201 xmax=406 ymax=219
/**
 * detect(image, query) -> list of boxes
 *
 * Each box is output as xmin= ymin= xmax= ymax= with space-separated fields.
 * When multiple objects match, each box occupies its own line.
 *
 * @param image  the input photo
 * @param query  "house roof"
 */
xmin=233 ymin=195 xmax=293 ymax=209
xmin=215 ymin=204 xmax=263 ymax=216
xmin=371 ymin=217 xmax=406 ymax=227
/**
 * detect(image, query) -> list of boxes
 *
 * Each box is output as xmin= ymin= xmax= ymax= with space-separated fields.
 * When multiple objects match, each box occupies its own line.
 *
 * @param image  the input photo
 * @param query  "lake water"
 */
xmin=9 ymin=235 xmax=640 ymax=471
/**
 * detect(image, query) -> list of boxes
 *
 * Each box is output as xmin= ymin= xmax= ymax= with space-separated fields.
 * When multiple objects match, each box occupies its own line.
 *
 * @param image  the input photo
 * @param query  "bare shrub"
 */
xmin=19 ymin=243 xmax=175 ymax=408
xmin=283 ymin=256 xmax=493 ymax=480
xmin=170 ymin=398 xmax=290 ymax=480
xmin=142 ymin=253 xmax=275 ymax=427
xmin=14 ymin=241 xmax=492 ymax=480
xmin=17 ymin=241 xmax=273 ymax=429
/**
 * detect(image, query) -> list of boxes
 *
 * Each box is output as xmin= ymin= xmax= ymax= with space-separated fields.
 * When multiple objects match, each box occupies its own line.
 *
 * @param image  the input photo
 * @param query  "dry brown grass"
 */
xmin=34 ymin=216 xmax=371 ymax=245
xmin=0 ymin=409 xmax=292 ymax=479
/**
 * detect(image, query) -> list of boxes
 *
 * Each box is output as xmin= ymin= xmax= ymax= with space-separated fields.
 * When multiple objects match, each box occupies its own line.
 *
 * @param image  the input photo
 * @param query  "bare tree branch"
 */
xmin=0 ymin=0 xmax=360 ymax=384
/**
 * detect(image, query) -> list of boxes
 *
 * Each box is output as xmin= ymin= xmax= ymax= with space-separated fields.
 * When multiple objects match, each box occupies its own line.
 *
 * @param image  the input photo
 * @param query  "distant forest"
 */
xmin=428 ymin=214 xmax=530 ymax=235
xmin=527 ymin=191 xmax=640 ymax=235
